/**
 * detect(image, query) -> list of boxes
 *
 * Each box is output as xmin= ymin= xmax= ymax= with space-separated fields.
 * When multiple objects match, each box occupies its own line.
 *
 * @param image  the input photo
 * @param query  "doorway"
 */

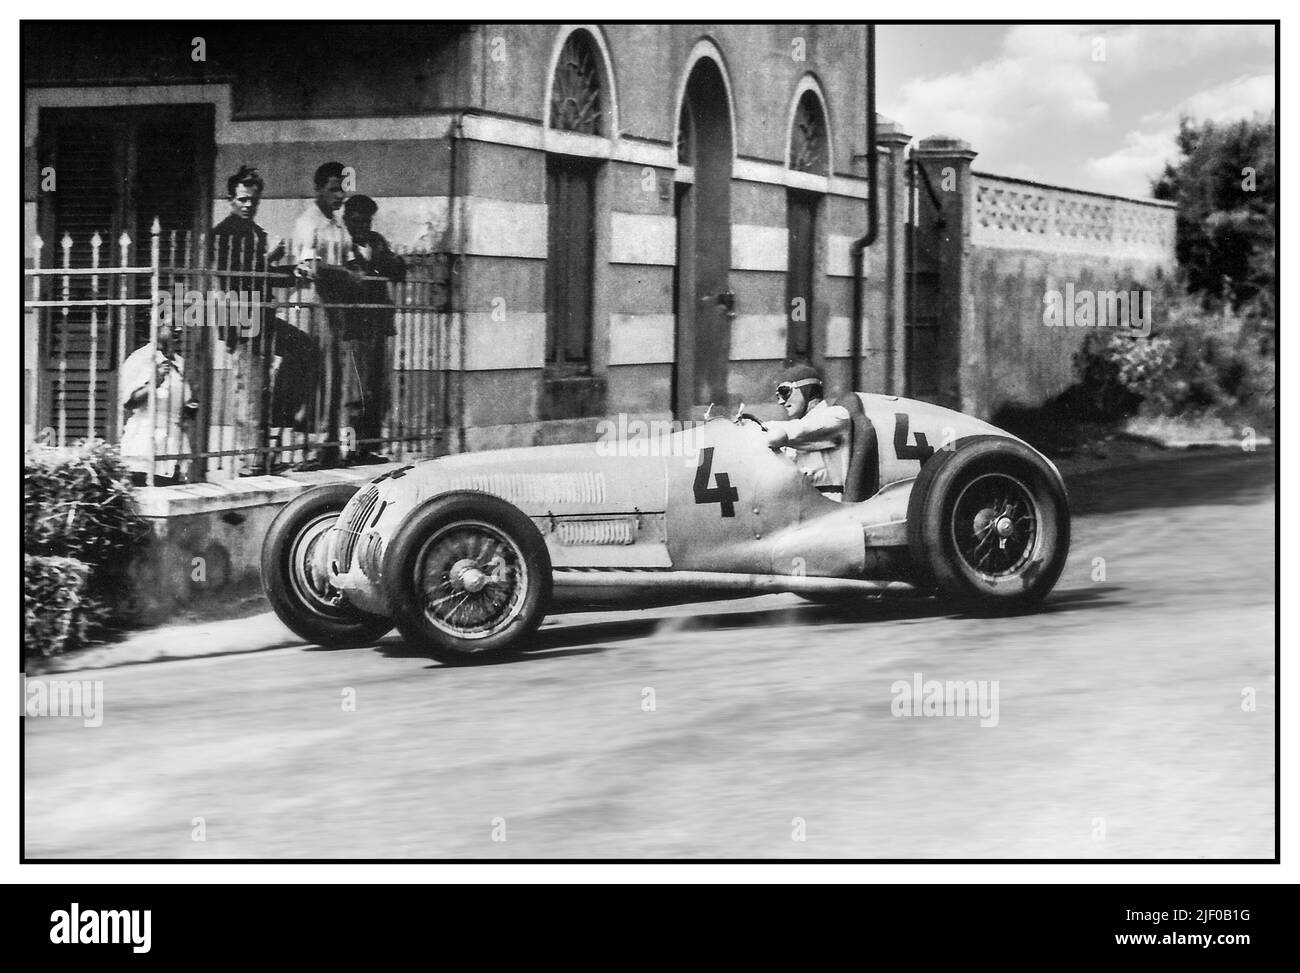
xmin=35 ymin=104 xmax=213 ymax=441
xmin=672 ymin=58 xmax=733 ymax=419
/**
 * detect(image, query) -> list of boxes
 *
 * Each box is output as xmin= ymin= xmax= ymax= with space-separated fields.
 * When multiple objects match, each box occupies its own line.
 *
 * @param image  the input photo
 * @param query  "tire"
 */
xmin=262 ymin=484 xmax=394 ymax=647
xmin=382 ymin=491 xmax=552 ymax=665
xmin=907 ymin=436 xmax=1070 ymax=611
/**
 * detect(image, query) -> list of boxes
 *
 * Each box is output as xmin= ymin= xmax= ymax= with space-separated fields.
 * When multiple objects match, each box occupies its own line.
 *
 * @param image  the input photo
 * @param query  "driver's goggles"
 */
xmin=776 ymin=379 xmax=817 ymax=401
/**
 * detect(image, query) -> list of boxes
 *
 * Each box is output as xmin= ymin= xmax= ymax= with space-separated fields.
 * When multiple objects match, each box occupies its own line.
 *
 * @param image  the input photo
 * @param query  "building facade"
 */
xmin=23 ymin=23 xmax=882 ymax=456
xmin=23 ymin=22 xmax=1176 ymax=466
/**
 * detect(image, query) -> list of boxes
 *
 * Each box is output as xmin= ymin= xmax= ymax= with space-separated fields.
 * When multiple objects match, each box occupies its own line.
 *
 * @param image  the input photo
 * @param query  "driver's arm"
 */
xmin=766 ymin=425 xmax=793 ymax=450
xmin=766 ymin=407 xmax=850 ymax=451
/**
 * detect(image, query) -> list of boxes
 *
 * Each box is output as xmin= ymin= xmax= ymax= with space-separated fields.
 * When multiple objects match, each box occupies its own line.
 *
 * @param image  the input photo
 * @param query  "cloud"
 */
xmin=1096 ymin=24 xmax=1274 ymax=76
xmin=1087 ymin=73 xmax=1275 ymax=195
xmin=1165 ymin=74 xmax=1275 ymax=125
xmin=1083 ymin=129 xmax=1182 ymax=195
xmin=889 ymin=24 xmax=1274 ymax=196
xmin=895 ymin=26 xmax=1110 ymax=150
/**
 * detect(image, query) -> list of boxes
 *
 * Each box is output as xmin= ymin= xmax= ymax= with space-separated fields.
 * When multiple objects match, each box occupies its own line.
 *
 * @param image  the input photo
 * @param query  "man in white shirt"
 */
xmin=292 ymin=161 xmax=350 ymax=274
xmin=764 ymin=362 xmax=851 ymax=500
xmin=289 ymin=161 xmax=353 ymax=466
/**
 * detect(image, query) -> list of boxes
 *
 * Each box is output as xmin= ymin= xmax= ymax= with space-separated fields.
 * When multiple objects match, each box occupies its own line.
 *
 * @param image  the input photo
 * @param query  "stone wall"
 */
xmin=27 ymin=27 xmax=1177 ymax=442
xmin=966 ymin=172 xmax=1176 ymax=418
xmin=908 ymin=137 xmax=1177 ymax=419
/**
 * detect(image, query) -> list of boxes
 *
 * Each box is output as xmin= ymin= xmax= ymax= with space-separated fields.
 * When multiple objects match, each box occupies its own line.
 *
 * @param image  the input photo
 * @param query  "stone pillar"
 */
xmin=876 ymin=117 xmax=912 ymax=397
xmin=912 ymin=135 xmax=977 ymax=412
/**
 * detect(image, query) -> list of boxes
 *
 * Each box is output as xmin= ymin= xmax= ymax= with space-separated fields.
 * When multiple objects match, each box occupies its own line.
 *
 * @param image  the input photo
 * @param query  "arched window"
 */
xmin=549 ymin=30 xmax=604 ymax=135
xmin=543 ymin=28 xmax=609 ymax=389
xmin=790 ymin=90 xmax=828 ymax=175
xmin=786 ymin=87 xmax=829 ymax=359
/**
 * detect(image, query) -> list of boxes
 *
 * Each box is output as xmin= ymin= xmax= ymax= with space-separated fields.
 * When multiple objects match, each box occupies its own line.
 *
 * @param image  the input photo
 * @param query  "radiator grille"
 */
xmin=337 ymin=485 xmax=380 ymax=572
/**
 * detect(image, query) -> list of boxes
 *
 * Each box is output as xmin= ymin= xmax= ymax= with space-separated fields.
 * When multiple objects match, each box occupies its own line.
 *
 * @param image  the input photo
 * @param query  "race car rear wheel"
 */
xmin=262 ymin=484 xmax=394 ymax=647
xmin=907 ymin=436 xmax=1069 ymax=611
xmin=382 ymin=492 xmax=552 ymax=665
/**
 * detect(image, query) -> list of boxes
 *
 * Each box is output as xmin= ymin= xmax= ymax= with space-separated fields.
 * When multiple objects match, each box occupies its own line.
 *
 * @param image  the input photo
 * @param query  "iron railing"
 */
xmin=25 ymin=220 xmax=457 ymax=484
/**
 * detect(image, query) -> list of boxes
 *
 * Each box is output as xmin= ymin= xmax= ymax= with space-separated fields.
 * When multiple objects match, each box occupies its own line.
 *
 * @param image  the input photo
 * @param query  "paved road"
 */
xmin=25 ymin=448 xmax=1275 ymax=858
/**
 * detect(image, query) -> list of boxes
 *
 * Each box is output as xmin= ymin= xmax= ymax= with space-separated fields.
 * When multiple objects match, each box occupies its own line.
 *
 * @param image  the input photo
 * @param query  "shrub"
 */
xmin=24 ymin=555 xmax=95 ymax=657
xmin=1073 ymin=290 xmax=1275 ymax=420
xmin=24 ymin=440 xmax=147 ymax=561
xmin=1067 ymin=332 xmax=1149 ymax=423
xmin=23 ymin=441 xmax=149 ymax=655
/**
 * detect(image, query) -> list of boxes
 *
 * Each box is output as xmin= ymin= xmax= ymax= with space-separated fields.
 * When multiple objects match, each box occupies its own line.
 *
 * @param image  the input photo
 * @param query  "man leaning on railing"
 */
xmin=289 ymin=160 xmax=356 ymax=467
xmin=211 ymin=165 xmax=317 ymax=475
xmin=338 ymin=194 xmax=406 ymax=464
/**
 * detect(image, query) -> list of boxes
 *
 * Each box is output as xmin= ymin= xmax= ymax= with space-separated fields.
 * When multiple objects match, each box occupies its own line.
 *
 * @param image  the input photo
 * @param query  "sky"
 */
xmin=875 ymin=24 xmax=1275 ymax=198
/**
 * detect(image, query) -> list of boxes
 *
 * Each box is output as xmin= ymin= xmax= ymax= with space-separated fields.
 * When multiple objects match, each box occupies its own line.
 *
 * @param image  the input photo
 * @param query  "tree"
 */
xmin=1152 ymin=114 xmax=1275 ymax=315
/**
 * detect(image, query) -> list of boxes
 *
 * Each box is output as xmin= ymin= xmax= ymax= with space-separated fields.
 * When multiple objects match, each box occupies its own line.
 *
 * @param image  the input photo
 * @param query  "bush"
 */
xmin=1063 ymin=333 xmax=1146 ymax=424
xmin=24 ymin=440 xmax=147 ymax=560
xmin=24 ymin=555 xmax=95 ymax=657
xmin=1073 ymin=290 xmax=1276 ymax=420
xmin=1073 ymin=332 xmax=1175 ymax=418
xmin=23 ymin=441 xmax=149 ymax=655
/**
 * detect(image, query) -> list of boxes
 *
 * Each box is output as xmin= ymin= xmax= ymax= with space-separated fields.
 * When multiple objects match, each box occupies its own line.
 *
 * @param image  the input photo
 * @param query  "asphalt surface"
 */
xmin=24 ymin=447 xmax=1276 ymax=859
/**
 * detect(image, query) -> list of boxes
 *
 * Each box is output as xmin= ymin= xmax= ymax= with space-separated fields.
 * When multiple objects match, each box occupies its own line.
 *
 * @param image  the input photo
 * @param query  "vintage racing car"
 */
xmin=262 ymin=393 xmax=1070 ymax=664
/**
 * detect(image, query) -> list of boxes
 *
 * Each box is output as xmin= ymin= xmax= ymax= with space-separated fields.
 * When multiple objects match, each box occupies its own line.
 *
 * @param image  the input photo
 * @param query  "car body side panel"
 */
xmin=323 ymin=392 xmax=1060 ymax=616
xmin=539 ymin=512 xmax=672 ymax=568
xmin=663 ymin=420 xmax=877 ymax=578
xmin=664 ymin=420 xmax=793 ymax=573
xmin=328 ymin=443 xmax=673 ymax=612
xmin=859 ymin=393 xmax=1034 ymax=489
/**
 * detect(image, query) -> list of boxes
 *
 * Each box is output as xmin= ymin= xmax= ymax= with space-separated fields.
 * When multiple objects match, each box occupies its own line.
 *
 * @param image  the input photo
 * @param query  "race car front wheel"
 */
xmin=382 ymin=492 xmax=552 ymax=665
xmin=263 ymin=484 xmax=394 ymax=647
xmin=907 ymin=437 xmax=1070 ymax=611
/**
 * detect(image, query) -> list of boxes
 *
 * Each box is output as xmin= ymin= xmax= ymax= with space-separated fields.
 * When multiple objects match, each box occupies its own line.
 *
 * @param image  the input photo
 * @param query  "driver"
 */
xmin=764 ymin=362 xmax=851 ymax=500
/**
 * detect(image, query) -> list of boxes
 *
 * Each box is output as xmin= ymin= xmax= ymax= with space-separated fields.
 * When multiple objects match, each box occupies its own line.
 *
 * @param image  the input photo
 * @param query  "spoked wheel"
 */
xmin=908 ymin=437 xmax=1070 ymax=611
xmin=417 ymin=521 xmax=531 ymax=641
xmin=951 ymin=472 xmax=1040 ymax=580
xmin=262 ymin=484 xmax=394 ymax=647
xmin=383 ymin=492 xmax=551 ymax=664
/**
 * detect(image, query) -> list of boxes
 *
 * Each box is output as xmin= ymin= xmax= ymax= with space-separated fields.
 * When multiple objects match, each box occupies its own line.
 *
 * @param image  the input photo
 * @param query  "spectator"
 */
xmin=289 ymin=161 xmax=355 ymax=466
xmin=339 ymin=194 xmax=406 ymax=463
xmin=119 ymin=323 xmax=197 ymax=486
xmin=292 ymin=161 xmax=350 ymax=274
xmin=211 ymin=166 xmax=317 ymax=474
xmin=211 ymin=165 xmax=280 ymax=348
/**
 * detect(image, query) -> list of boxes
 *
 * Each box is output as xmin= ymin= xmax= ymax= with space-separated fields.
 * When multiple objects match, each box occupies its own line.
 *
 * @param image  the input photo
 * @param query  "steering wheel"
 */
xmin=734 ymin=412 xmax=768 ymax=433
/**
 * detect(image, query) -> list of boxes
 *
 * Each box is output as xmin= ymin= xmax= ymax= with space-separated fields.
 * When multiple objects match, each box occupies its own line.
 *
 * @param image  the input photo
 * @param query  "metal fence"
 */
xmin=25 ymin=219 xmax=456 ymax=484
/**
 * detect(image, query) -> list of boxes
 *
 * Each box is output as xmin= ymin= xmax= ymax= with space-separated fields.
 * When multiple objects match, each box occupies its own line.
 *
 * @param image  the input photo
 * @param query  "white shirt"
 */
xmin=769 ymin=399 xmax=851 ymax=495
xmin=292 ymin=203 xmax=350 ymax=267
xmin=118 ymin=346 xmax=193 ymax=478
xmin=287 ymin=203 xmax=352 ymax=329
